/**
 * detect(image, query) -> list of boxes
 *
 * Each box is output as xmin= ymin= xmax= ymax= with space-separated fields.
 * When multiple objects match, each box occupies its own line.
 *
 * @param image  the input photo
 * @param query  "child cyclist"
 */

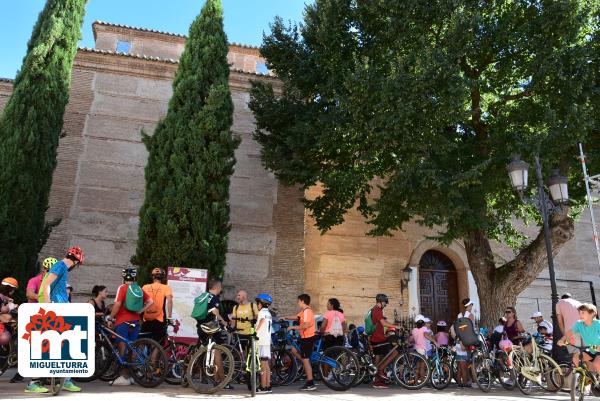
xmin=254 ymin=293 xmax=273 ymax=393
xmin=558 ymin=303 xmax=600 ymax=378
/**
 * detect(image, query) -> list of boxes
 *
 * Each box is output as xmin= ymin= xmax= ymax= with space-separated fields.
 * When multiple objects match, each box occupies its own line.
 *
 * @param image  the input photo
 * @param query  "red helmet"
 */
xmin=67 ymin=246 xmax=85 ymax=264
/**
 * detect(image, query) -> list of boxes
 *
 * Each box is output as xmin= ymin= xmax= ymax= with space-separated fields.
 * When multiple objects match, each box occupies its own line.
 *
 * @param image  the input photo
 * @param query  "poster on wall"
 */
xmin=167 ymin=267 xmax=208 ymax=342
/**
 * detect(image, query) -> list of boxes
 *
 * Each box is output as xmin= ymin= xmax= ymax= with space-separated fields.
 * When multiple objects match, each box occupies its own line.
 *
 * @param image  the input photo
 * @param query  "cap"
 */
xmin=424 ymin=317 xmax=431 ymax=323
xmin=531 ymin=311 xmax=543 ymax=319
xmin=414 ymin=314 xmax=425 ymax=322
xmin=463 ymin=299 xmax=474 ymax=307
xmin=539 ymin=321 xmax=552 ymax=331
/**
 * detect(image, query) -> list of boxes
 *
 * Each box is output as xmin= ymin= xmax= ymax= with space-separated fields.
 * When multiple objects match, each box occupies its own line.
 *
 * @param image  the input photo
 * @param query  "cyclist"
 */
xmin=0 ymin=277 xmax=18 ymax=317
xmin=107 ymin=267 xmax=153 ymax=386
xmin=531 ymin=311 xmax=553 ymax=334
xmin=141 ymin=268 xmax=173 ymax=345
xmin=195 ymin=278 xmax=232 ymax=389
xmin=25 ymin=246 xmax=85 ymax=394
xmin=368 ymin=293 xmax=400 ymax=389
xmin=284 ymin=293 xmax=316 ymax=391
xmin=230 ymin=290 xmax=259 ymax=350
xmin=255 ymin=293 xmax=273 ymax=394
xmin=89 ymin=285 xmax=108 ymax=327
xmin=559 ymin=303 xmax=600 ymax=376
xmin=26 ymin=258 xmax=55 ymax=303
xmin=319 ymin=298 xmax=347 ymax=350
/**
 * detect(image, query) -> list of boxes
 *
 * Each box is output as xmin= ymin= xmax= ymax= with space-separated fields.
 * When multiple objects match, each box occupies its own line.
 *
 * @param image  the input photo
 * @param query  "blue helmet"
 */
xmin=255 ymin=293 xmax=272 ymax=305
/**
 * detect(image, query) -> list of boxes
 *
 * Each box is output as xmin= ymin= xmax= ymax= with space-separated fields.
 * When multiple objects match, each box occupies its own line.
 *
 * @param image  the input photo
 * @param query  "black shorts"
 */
xmin=371 ymin=341 xmax=392 ymax=356
xmin=298 ymin=336 xmax=316 ymax=359
xmin=196 ymin=321 xmax=227 ymax=346
xmin=140 ymin=319 xmax=166 ymax=343
xmin=322 ymin=334 xmax=344 ymax=350
xmin=584 ymin=350 xmax=600 ymax=360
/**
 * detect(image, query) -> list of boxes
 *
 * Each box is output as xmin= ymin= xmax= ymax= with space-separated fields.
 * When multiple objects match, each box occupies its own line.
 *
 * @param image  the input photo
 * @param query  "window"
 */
xmin=116 ymin=40 xmax=131 ymax=54
xmin=255 ymin=61 xmax=269 ymax=75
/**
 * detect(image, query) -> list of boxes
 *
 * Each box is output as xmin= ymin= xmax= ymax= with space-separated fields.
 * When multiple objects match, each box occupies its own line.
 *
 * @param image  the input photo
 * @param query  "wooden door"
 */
xmin=418 ymin=251 xmax=459 ymax=324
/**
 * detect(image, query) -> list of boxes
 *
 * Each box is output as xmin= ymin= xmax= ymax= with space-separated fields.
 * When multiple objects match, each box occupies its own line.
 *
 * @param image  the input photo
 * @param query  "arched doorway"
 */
xmin=418 ymin=250 xmax=459 ymax=324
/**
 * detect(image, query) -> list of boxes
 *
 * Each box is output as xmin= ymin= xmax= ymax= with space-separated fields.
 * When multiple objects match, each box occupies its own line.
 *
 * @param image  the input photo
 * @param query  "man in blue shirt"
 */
xmin=25 ymin=246 xmax=85 ymax=394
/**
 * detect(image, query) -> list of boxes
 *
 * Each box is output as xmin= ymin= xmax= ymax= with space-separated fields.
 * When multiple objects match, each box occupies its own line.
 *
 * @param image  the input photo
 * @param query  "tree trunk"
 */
xmin=464 ymin=209 xmax=575 ymax=329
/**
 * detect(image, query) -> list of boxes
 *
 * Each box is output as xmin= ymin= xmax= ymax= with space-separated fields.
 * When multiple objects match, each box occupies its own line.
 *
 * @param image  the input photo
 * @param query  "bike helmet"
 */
xmin=376 ymin=293 xmax=389 ymax=304
xmin=43 ymin=257 xmax=58 ymax=270
xmin=437 ymin=320 xmax=447 ymax=327
xmin=255 ymin=293 xmax=273 ymax=305
xmin=66 ymin=246 xmax=85 ymax=264
xmin=1 ymin=278 xmax=18 ymax=289
xmin=122 ymin=266 xmax=137 ymax=281
xmin=151 ymin=267 xmax=165 ymax=279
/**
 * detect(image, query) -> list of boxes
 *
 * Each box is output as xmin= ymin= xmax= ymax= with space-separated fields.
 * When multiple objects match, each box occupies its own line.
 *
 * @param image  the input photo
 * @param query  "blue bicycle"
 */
xmin=94 ymin=322 xmax=168 ymax=387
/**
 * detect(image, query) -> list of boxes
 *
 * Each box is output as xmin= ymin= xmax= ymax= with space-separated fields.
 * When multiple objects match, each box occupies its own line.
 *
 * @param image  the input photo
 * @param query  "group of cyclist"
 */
xmin=1 ymin=250 xmax=599 ymax=396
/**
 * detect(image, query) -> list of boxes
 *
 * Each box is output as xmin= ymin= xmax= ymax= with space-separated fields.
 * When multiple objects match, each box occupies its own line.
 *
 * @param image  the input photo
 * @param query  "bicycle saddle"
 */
xmin=200 ymin=321 xmax=220 ymax=335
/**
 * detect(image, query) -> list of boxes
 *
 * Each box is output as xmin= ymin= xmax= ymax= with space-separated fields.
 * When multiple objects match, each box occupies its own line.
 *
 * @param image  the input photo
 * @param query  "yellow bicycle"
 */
xmin=560 ymin=343 xmax=600 ymax=401
xmin=509 ymin=335 xmax=563 ymax=394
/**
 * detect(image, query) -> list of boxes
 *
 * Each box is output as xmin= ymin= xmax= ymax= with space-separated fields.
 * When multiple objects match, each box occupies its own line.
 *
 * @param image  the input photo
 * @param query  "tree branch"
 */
xmin=496 ymin=209 xmax=575 ymax=293
xmin=490 ymin=90 xmax=532 ymax=117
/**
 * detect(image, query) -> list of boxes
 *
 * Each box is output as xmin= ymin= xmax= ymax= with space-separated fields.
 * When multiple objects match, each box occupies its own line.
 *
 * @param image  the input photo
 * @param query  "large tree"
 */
xmin=250 ymin=0 xmax=599 ymax=327
xmin=133 ymin=0 xmax=239 ymax=281
xmin=0 ymin=0 xmax=87 ymax=293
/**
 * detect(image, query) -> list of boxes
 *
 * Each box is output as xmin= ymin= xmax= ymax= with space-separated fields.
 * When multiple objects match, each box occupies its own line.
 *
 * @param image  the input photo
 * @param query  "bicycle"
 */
xmin=510 ymin=334 xmax=564 ymax=394
xmin=429 ymin=345 xmax=453 ymax=390
xmin=269 ymin=319 xmax=299 ymax=386
xmin=0 ymin=319 xmax=17 ymax=377
xmin=186 ymin=321 xmax=235 ymax=394
xmin=94 ymin=321 xmax=168 ymax=387
xmin=559 ymin=343 xmax=600 ymax=401
xmin=246 ymin=328 xmax=260 ymax=396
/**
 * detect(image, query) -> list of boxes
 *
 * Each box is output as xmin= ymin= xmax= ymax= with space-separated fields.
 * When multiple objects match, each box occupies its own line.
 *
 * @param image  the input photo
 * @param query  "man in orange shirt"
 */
xmin=284 ymin=294 xmax=316 ymax=391
xmin=142 ymin=268 xmax=173 ymax=344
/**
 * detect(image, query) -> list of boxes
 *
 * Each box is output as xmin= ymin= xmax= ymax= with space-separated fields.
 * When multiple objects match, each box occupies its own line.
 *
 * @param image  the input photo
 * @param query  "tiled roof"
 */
xmin=0 ymin=77 xmax=14 ymax=83
xmin=78 ymin=47 xmax=274 ymax=78
xmin=93 ymin=20 xmax=261 ymax=50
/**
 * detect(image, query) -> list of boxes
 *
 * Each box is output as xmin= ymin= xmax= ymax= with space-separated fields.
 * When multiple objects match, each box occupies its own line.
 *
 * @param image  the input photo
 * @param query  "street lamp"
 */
xmin=507 ymin=154 xmax=569 ymax=361
xmin=400 ymin=265 xmax=412 ymax=294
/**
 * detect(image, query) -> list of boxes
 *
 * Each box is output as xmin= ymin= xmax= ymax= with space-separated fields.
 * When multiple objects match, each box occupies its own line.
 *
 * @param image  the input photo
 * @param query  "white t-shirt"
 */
xmin=256 ymin=308 xmax=272 ymax=346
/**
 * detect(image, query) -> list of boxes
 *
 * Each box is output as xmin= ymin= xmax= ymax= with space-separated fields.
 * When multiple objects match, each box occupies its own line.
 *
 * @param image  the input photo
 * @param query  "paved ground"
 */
xmin=0 ymin=369 xmax=571 ymax=400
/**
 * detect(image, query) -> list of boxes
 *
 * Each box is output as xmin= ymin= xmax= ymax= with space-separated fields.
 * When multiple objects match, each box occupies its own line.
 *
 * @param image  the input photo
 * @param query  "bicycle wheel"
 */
xmin=430 ymin=359 xmax=452 ymax=390
xmin=318 ymin=346 xmax=360 ymax=391
xmin=511 ymin=350 xmax=533 ymax=395
xmin=75 ymin=340 xmax=113 ymax=383
xmin=538 ymin=353 xmax=564 ymax=392
xmin=250 ymin=337 xmax=257 ymax=396
xmin=187 ymin=344 xmax=235 ymax=394
xmin=570 ymin=370 xmax=585 ymax=401
xmin=165 ymin=341 xmax=192 ymax=385
xmin=50 ymin=377 xmax=62 ymax=396
xmin=129 ymin=338 xmax=168 ymax=388
xmin=223 ymin=344 xmax=244 ymax=384
xmin=394 ymin=351 xmax=430 ymax=390
xmin=495 ymin=351 xmax=516 ymax=390
xmin=270 ymin=348 xmax=297 ymax=386
xmin=470 ymin=349 xmax=492 ymax=393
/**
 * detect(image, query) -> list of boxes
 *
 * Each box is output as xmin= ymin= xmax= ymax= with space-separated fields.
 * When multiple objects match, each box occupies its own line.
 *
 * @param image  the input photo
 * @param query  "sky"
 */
xmin=0 ymin=0 xmax=310 ymax=79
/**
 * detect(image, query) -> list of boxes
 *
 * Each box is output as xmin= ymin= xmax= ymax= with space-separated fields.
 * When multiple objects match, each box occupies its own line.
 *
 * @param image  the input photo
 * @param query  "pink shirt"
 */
xmin=557 ymin=298 xmax=582 ymax=333
xmin=411 ymin=326 xmax=428 ymax=351
xmin=27 ymin=274 xmax=43 ymax=303
xmin=435 ymin=332 xmax=449 ymax=346
xmin=322 ymin=310 xmax=345 ymax=334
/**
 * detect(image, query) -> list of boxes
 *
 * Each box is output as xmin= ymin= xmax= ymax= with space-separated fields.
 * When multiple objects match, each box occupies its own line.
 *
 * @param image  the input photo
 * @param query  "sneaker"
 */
xmin=10 ymin=373 xmax=24 ymax=383
xmin=256 ymin=387 xmax=270 ymax=393
xmin=266 ymin=387 xmax=272 ymax=393
xmin=112 ymin=376 xmax=132 ymax=386
xmin=372 ymin=380 xmax=389 ymax=389
xmin=223 ymin=383 xmax=235 ymax=390
xmin=62 ymin=380 xmax=81 ymax=392
xmin=129 ymin=377 xmax=135 ymax=385
xmin=300 ymin=382 xmax=317 ymax=391
xmin=24 ymin=383 xmax=49 ymax=393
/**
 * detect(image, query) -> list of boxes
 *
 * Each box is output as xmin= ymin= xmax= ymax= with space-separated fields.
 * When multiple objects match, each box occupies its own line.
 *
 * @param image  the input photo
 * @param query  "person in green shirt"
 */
xmin=559 ymin=303 xmax=600 ymax=375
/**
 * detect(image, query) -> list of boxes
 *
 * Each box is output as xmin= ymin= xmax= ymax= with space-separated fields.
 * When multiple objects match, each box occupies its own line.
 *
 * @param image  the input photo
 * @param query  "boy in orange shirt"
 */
xmin=284 ymin=294 xmax=316 ymax=391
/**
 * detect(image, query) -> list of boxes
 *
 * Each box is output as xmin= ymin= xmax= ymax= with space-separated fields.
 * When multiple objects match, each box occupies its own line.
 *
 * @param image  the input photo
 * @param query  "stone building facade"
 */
xmin=0 ymin=21 xmax=598 ymax=323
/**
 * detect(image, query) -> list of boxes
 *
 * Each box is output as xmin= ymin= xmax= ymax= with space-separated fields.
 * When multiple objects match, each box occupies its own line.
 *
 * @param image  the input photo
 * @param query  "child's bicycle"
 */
xmin=559 ymin=342 xmax=600 ymax=401
xmin=509 ymin=334 xmax=563 ymax=394
xmin=245 ymin=328 xmax=261 ymax=396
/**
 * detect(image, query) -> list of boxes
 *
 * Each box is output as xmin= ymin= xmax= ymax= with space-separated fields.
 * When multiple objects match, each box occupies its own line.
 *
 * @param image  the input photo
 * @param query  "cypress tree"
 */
xmin=0 ymin=0 xmax=87 ymax=293
xmin=133 ymin=0 xmax=239 ymax=281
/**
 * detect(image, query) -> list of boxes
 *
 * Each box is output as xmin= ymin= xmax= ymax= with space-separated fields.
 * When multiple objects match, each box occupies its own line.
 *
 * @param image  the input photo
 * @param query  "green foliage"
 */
xmin=250 ymin=0 xmax=599 ymax=247
xmin=133 ymin=0 xmax=239 ymax=282
xmin=0 ymin=0 xmax=86 ymax=297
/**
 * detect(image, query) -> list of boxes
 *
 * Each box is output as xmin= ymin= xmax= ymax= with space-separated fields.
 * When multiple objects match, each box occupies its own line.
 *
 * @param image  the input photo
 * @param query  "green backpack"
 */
xmin=191 ymin=292 xmax=213 ymax=321
xmin=364 ymin=308 xmax=377 ymax=336
xmin=124 ymin=283 xmax=144 ymax=312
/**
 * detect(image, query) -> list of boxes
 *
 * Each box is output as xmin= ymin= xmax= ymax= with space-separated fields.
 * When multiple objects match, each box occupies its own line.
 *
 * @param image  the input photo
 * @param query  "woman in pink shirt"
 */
xmin=320 ymin=298 xmax=347 ymax=350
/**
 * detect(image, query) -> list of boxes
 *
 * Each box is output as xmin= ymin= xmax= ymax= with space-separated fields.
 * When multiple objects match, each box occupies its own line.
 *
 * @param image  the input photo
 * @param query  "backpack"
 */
xmin=124 ymin=283 xmax=144 ymax=312
xmin=191 ymin=292 xmax=213 ymax=321
xmin=453 ymin=316 xmax=479 ymax=347
xmin=329 ymin=312 xmax=344 ymax=337
xmin=364 ymin=308 xmax=377 ymax=336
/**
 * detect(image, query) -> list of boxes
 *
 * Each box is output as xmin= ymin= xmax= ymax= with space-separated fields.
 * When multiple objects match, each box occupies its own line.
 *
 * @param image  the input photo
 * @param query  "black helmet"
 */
xmin=122 ymin=266 xmax=137 ymax=281
xmin=376 ymin=294 xmax=389 ymax=304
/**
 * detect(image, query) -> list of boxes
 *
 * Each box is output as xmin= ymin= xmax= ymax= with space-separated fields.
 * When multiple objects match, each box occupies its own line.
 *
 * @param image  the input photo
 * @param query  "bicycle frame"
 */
xmin=99 ymin=324 xmax=147 ymax=368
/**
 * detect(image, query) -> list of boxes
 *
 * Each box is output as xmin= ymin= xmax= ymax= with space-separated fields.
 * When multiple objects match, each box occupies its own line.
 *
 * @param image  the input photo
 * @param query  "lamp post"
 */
xmin=507 ymin=155 xmax=569 ymax=361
